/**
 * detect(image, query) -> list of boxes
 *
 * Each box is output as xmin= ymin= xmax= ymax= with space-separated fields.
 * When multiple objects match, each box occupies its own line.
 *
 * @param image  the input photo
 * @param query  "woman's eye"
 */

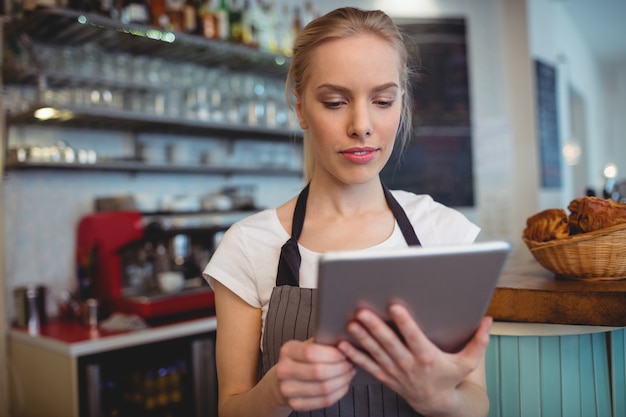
xmin=375 ymin=99 xmax=394 ymax=108
xmin=323 ymin=101 xmax=343 ymax=109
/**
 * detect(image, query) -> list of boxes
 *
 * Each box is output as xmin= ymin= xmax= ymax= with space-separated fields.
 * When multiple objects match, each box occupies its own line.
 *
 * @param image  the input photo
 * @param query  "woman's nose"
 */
xmin=348 ymin=103 xmax=372 ymax=138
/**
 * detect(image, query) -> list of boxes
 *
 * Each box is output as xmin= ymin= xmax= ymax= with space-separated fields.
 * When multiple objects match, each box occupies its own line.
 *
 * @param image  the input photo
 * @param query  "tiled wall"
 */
xmin=2 ymin=125 xmax=305 ymax=320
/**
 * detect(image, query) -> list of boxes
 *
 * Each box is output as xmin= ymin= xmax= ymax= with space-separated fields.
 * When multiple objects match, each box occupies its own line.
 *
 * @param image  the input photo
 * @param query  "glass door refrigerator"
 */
xmin=79 ymin=333 xmax=217 ymax=417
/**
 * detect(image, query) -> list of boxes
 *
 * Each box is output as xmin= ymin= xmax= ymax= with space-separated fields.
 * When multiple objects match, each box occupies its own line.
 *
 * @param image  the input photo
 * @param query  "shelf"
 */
xmin=2 ymin=8 xmax=303 ymax=178
xmin=7 ymin=105 xmax=300 ymax=141
xmin=6 ymin=7 xmax=290 ymax=78
xmin=4 ymin=160 xmax=302 ymax=177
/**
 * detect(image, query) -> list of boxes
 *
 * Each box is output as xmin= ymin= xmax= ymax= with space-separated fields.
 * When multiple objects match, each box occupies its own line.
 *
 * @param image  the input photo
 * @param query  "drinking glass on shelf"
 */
xmin=114 ymin=53 xmax=133 ymax=83
xmin=265 ymin=100 xmax=277 ymax=128
xmin=123 ymin=89 xmax=143 ymax=114
xmin=34 ymin=44 xmax=62 ymax=74
xmin=71 ymin=87 xmax=89 ymax=108
xmin=79 ymin=43 xmax=102 ymax=80
xmin=109 ymin=89 xmax=125 ymax=111
xmin=141 ymin=90 xmax=159 ymax=116
xmin=224 ymin=97 xmax=240 ymax=125
xmin=131 ymin=55 xmax=150 ymax=85
xmin=153 ymin=58 xmax=171 ymax=86
xmin=59 ymin=46 xmax=80 ymax=77
xmin=183 ymin=88 xmax=198 ymax=121
xmin=164 ymin=88 xmax=183 ymax=119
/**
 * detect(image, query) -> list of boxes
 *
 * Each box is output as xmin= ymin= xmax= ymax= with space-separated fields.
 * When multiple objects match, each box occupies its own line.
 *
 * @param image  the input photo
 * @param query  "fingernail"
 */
xmin=389 ymin=304 xmax=403 ymax=315
xmin=356 ymin=309 xmax=370 ymax=322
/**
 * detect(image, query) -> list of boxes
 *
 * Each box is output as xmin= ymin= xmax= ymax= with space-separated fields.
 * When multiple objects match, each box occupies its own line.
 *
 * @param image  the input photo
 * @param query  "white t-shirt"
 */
xmin=203 ymin=190 xmax=480 ymax=342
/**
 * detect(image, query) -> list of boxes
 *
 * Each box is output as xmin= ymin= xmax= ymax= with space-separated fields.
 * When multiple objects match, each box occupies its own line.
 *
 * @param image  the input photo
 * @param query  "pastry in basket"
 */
xmin=567 ymin=196 xmax=626 ymax=234
xmin=523 ymin=208 xmax=570 ymax=242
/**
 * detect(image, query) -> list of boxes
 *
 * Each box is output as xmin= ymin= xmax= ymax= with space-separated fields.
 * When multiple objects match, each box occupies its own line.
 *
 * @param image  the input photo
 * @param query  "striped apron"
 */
xmin=261 ymin=184 xmax=425 ymax=417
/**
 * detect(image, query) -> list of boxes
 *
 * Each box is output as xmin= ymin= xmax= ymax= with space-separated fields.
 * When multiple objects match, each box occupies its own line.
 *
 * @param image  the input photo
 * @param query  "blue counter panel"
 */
xmin=486 ymin=328 xmax=624 ymax=417
xmin=611 ymin=329 xmax=626 ymax=416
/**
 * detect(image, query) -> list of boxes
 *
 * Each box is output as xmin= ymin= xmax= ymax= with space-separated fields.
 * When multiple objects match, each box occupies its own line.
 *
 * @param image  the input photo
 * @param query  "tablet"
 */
xmin=314 ymin=240 xmax=511 ymax=354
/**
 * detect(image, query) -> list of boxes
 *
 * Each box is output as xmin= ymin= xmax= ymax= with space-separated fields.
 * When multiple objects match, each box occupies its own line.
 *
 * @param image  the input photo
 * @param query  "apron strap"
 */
xmin=382 ymin=184 xmax=421 ymax=246
xmin=276 ymin=183 xmax=420 ymax=287
xmin=276 ymin=184 xmax=309 ymax=286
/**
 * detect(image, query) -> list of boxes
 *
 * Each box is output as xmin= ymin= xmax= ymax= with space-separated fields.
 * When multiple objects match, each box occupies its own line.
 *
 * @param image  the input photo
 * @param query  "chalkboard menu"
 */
xmin=535 ymin=60 xmax=562 ymax=188
xmin=383 ymin=128 xmax=474 ymax=206
xmin=382 ymin=18 xmax=474 ymax=207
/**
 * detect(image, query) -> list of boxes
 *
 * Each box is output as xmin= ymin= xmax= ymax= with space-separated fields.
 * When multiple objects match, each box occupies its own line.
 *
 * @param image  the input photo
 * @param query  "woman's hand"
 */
xmin=274 ymin=339 xmax=356 ymax=412
xmin=337 ymin=304 xmax=492 ymax=417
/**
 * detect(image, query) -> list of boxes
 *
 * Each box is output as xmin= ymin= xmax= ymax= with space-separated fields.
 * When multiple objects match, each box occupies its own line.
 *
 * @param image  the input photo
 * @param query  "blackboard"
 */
xmin=535 ymin=60 xmax=562 ymax=188
xmin=382 ymin=18 xmax=474 ymax=207
xmin=382 ymin=129 xmax=474 ymax=206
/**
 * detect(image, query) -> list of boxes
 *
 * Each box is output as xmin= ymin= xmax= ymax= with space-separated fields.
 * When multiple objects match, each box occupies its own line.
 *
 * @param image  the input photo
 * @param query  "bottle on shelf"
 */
xmin=240 ymin=0 xmax=256 ymax=48
xmin=149 ymin=0 xmax=167 ymax=28
xmin=250 ymin=0 xmax=273 ymax=52
xmin=164 ymin=0 xmax=185 ymax=31
xmin=277 ymin=3 xmax=293 ymax=56
xmin=182 ymin=0 xmax=198 ymax=33
xmin=228 ymin=0 xmax=243 ymax=43
xmin=120 ymin=0 xmax=150 ymax=24
xmin=263 ymin=0 xmax=278 ymax=53
xmin=215 ymin=0 xmax=229 ymax=41
xmin=197 ymin=0 xmax=218 ymax=39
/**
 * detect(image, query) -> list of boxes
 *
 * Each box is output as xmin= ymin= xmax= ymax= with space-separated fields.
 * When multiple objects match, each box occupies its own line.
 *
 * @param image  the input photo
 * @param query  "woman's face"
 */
xmin=295 ymin=33 xmax=403 ymax=186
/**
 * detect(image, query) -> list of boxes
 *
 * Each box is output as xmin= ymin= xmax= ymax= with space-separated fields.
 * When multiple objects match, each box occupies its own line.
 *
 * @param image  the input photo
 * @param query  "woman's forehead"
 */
xmin=305 ymin=34 xmax=402 ymax=89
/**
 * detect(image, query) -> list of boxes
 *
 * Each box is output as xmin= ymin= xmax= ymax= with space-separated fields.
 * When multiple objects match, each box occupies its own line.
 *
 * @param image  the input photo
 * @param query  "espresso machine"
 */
xmin=75 ymin=210 xmax=251 ymax=321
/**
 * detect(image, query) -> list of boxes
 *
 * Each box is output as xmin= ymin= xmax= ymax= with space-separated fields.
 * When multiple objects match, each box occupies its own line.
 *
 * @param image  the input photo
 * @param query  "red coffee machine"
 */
xmin=75 ymin=210 xmax=246 ymax=321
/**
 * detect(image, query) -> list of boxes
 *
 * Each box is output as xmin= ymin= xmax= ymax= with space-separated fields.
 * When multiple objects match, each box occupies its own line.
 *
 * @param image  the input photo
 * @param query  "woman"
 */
xmin=203 ymin=7 xmax=492 ymax=417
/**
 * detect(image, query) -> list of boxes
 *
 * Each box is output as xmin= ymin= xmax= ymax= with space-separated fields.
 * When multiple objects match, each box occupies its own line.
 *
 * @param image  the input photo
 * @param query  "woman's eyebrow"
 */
xmin=315 ymin=82 xmax=399 ymax=93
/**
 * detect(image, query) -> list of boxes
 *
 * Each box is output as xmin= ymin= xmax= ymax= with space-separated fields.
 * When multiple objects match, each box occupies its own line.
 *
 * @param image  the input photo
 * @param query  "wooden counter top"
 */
xmin=487 ymin=263 xmax=626 ymax=327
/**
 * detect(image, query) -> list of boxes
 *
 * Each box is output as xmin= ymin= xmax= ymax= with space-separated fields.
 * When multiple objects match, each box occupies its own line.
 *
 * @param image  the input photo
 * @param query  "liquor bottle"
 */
xmin=149 ymin=0 xmax=169 ymax=28
xmin=121 ymin=0 xmax=149 ymax=24
xmin=240 ymin=0 xmax=256 ymax=47
xmin=215 ymin=0 xmax=229 ymax=40
xmin=251 ymin=0 xmax=272 ymax=51
xmin=165 ymin=0 xmax=185 ymax=31
xmin=197 ymin=0 xmax=217 ymax=39
xmin=228 ymin=0 xmax=243 ymax=43
xmin=264 ymin=0 xmax=279 ymax=52
xmin=277 ymin=3 xmax=293 ymax=55
xmin=182 ymin=0 xmax=198 ymax=33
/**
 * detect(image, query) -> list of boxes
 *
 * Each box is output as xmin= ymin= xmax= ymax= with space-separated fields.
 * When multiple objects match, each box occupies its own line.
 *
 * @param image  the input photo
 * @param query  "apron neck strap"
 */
xmin=276 ymin=183 xmax=421 ymax=287
xmin=382 ymin=185 xmax=421 ymax=246
xmin=276 ymin=184 xmax=309 ymax=286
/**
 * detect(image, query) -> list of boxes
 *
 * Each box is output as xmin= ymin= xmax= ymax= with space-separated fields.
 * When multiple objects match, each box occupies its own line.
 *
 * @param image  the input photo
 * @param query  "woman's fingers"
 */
xmin=275 ymin=340 xmax=356 ymax=411
xmin=341 ymin=305 xmax=490 ymax=383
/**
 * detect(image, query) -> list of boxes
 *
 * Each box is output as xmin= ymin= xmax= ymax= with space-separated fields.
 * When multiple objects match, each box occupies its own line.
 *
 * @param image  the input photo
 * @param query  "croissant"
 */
xmin=567 ymin=196 xmax=626 ymax=234
xmin=523 ymin=208 xmax=570 ymax=242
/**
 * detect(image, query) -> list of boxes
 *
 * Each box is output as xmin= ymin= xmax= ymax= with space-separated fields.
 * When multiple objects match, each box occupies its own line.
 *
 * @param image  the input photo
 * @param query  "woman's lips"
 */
xmin=340 ymin=147 xmax=379 ymax=164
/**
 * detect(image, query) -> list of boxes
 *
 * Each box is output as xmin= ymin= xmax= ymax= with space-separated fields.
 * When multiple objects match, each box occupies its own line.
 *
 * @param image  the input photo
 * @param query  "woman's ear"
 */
xmin=294 ymin=90 xmax=309 ymax=130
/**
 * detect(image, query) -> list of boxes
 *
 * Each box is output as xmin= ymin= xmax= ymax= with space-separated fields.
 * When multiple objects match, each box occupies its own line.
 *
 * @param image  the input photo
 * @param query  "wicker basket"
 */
xmin=523 ymin=222 xmax=626 ymax=281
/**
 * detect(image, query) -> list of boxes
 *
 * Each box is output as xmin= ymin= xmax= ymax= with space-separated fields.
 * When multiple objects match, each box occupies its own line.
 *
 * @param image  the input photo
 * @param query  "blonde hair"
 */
xmin=285 ymin=7 xmax=413 ymax=182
